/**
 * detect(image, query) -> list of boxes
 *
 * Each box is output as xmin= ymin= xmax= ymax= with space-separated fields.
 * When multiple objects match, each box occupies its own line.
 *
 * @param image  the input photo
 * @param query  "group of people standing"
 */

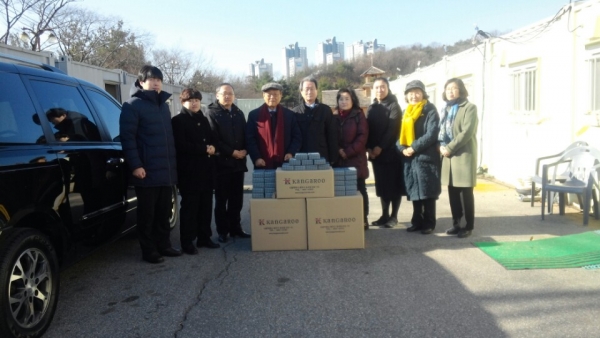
xmin=366 ymin=77 xmax=479 ymax=238
xmin=119 ymin=64 xmax=478 ymax=264
xmin=120 ymin=66 xmax=251 ymax=263
xmin=329 ymin=77 xmax=478 ymax=238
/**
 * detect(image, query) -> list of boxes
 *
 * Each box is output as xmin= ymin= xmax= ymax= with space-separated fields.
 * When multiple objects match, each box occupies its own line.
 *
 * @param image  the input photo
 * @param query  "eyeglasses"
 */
xmin=264 ymin=93 xmax=281 ymax=98
xmin=218 ymin=92 xmax=234 ymax=97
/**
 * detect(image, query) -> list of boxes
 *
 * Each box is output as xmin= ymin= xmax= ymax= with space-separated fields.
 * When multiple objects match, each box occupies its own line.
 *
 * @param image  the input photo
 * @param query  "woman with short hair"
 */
xmin=439 ymin=78 xmax=479 ymax=238
xmin=172 ymin=88 xmax=220 ymax=255
xmin=397 ymin=80 xmax=441 ymax=235
xmin=333 ymin=88 xmax=370 ymax=230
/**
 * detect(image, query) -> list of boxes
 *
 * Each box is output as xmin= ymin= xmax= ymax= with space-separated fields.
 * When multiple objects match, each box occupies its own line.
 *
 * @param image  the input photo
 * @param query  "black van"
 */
xmin=0 ymin=56 xmax=178 ymax=338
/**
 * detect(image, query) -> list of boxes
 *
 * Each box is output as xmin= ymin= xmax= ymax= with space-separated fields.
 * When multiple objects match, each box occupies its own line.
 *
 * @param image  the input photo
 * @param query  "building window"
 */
xmin=587 ymin=53 xmax=600 ymax=114
xmin=510 ymin=63 xmax=537 ymax=114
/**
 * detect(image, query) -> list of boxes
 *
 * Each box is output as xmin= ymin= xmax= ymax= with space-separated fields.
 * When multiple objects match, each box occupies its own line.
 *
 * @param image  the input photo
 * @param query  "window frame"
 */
xmin=83 ymin=86 xmax=123 ymax=143
xmin=585 ymin=49 xmax=600 ymax=126
xmin=509 ymin=61 xmax=538 ymax=116
xmin=22 ymin=76 xmax=106 ymax=143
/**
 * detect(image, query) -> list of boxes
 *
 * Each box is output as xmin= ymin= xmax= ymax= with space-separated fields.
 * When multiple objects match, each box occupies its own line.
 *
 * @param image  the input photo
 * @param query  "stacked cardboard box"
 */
xmin=250 ymin=153 xmax=364 ymax=251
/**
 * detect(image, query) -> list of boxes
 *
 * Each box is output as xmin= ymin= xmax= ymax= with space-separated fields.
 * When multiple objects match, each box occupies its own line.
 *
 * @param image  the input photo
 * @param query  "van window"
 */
xmin=29 ymin=80 xmax=101 ymax=142
xmin=0 ymin=73 xmax=44 ymax=144
xmin=85 ymin=88 xmax=121 ymax=142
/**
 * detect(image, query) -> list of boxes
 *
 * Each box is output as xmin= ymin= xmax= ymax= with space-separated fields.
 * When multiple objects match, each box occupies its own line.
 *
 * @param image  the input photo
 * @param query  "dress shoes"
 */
xmin=218 ymin=234 xmax=229 ymax=243
xmin=197 ymin=239 xmax=220 ymax=249
xmin=182 ymin=245 xmax=199 ymax=255
xmin=143 ymin=252 xmax=164 ymax=264
xmin=371 ymin=216 xmax=389 ymax=226
xmin=446 ymin=226 xmax=461 ymax=235
xmin=420 ymin=228 xmax=434 ymax=235
xmin=406 ymin=224 xmax=422 ymax=232
xmin=158 ymin=247 xmax=182 ymax=257
xmin=230 ymin=231 xmax=251 ymax=238
xmin=384 ymin=217 xmax=398 ymax=229
xmin=458 ymin=229 xmax=472 ymax=238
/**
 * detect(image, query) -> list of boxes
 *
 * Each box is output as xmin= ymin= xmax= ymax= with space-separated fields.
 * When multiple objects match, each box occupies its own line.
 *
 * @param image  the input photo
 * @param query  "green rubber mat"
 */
xmin=475 ymin=231 xmax=600 ymax=270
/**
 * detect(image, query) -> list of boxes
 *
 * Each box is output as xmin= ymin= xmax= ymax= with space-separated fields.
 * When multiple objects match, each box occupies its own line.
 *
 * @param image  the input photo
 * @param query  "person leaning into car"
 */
xmin=120 ymin=65 xmax=182 ymax=264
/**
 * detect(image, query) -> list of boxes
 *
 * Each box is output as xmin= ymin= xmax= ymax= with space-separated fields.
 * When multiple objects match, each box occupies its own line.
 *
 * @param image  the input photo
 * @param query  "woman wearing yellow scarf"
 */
xmin=396 ymin=80 xmax=441 ymax=235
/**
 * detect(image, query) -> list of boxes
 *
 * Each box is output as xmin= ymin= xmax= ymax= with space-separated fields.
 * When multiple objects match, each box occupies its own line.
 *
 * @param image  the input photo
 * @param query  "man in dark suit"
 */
xmin=292 ymin=76 xmax=338 ymax=165
xmin=246 ymin=82 xmax=302 ymax=169
xmin=207 ymin=83 xmax=251 ymax=243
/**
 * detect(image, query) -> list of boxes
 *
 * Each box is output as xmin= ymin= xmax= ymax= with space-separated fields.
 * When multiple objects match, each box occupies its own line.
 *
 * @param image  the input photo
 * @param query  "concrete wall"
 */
xmin=388 ymin=0 xmax=600 ymax=185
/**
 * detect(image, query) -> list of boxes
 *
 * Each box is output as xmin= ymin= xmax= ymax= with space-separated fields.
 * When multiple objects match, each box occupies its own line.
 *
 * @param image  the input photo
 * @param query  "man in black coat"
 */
xmin=292 ymin=76 xmax=338 ymax=165
xmin=246 ymin=82 xmax=301 ymax=169
xmin=207 ymin=83 xmax=250 ymax=243
xmin=120 ymin=65 xmax=181 ymax=264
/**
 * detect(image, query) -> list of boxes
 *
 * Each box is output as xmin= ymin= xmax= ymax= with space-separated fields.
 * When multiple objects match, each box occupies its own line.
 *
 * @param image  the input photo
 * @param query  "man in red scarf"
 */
xmin=246 ymin=82 xmax=302 ymax=168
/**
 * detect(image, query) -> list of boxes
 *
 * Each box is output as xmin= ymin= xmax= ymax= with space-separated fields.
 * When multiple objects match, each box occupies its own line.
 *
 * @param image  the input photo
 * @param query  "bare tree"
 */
xmin=53 ymin=8 xmax=149 ymax=73
xmin=0 ymin=0 xmax=41 ymax=44
xmin=19 ymin=0 xmax=74 ymax=51
xmin=151 ymin=48 xmax=204 ymax=85
xmin=52 ymin=7 xmax=107 ymax=62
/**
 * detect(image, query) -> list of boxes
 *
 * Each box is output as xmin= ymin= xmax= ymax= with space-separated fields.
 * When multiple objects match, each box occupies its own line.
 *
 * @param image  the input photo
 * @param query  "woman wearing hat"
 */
xmin=172 ymin=88 xmax=220 ymax=254
xmin=439 ymin=78 xmax=478 ymax=238
xmin=397 ymin=80 xmax=441 ymax=235
xmin=366 ymin=77 xmax=403 ymax=228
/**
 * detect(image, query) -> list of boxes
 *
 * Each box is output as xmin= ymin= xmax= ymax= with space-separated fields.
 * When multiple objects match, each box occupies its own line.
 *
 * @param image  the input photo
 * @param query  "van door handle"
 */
xmin=107 ymin=158 xmax=124 ymax=165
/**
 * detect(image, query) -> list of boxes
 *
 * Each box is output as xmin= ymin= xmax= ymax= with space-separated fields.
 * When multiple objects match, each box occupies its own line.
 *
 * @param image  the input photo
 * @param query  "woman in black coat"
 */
xmin=171 ymin=88 xmax=220 ymax=255
xmin=367 ymin=77 xmax=403 ymax=228
xmin=396 ymin=80 xmax=441 ymax=235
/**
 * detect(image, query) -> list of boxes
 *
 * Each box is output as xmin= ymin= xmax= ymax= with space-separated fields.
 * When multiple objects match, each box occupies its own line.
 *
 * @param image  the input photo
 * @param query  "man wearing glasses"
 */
xmin=246 ymin=82 xmax=301 ymax=169
xmin=207 ymin=83 xmax=251 ymax=243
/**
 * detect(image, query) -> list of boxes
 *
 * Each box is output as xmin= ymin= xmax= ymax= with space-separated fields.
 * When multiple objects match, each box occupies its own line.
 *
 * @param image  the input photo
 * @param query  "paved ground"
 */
xmin=44 ymin=178 xmax=600 ymax=338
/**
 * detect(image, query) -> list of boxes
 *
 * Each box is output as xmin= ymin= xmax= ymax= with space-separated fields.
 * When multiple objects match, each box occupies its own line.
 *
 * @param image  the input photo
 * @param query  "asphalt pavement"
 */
xmin=44 ymin=178 xmax=600 ymax=338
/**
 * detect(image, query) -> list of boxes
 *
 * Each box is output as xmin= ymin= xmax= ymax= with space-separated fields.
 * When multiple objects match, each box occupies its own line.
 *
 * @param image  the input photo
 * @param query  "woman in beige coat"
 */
xmin=439 ymin=78 xmax=478 ymax=238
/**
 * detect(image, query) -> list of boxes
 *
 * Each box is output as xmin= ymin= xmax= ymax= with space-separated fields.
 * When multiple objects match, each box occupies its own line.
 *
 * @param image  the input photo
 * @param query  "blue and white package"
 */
xmin=295 ymin=153 xmax=308 ymax=160
xmin=252 ymin=170 xmax=265 ymax=179
xmin=308 ymin=152 xmax=321 ymax=160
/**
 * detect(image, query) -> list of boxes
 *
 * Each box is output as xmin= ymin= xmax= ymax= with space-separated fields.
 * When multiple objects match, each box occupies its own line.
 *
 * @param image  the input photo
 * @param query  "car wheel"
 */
xmin=0 ymin=229 xmax=59 ymax=338
xmin=169 ymin=185 xmax=179 ymax=230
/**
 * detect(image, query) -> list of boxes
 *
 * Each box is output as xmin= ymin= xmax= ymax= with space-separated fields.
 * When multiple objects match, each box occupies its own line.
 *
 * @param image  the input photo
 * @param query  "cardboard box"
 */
xmin=250 ymin=198 xmax=307 ymax=251
xmin=276 ymin=168 xmax=334 ymax=199
xmin=306 ymin=194 xmax=364 ymax=250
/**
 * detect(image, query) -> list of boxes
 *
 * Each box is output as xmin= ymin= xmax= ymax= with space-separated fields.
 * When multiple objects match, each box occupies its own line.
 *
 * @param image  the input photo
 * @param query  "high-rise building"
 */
xmin=346 ymin=39 xmax=386 ymax=61
xmin=315 ymin=37 xmax=345 ymax=66
xmin=248 ymin=58 xmax=273 ymax=78
xmin=282 ymin=42 xmax=308 ymax=79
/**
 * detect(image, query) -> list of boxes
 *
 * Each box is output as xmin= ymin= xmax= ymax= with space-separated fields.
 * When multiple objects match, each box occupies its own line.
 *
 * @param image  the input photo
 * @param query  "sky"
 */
xmin=78 ymin=0 xmax=572 ymax=79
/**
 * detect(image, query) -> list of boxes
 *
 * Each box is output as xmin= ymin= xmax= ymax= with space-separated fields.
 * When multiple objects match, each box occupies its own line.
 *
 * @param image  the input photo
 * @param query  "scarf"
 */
xmin=339 ymin=109 xmax=351 ymax=119
xmin=399 ymin=100 xmax=426 ymax=146
xmin=438 ymin=99 xmax=460 ymax=146
xmin=257 ymin=103 xmax=285 ymax=168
